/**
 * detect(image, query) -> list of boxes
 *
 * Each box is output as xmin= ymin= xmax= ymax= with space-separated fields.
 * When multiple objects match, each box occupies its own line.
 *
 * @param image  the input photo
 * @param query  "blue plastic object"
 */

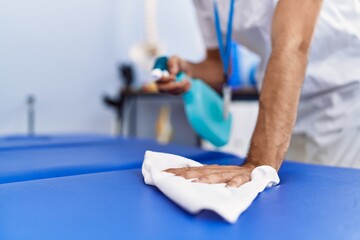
xmin=153 ymin=57 xmax=232 ymax=147
xmin=176 ymin=72 xmax=232 ymax=147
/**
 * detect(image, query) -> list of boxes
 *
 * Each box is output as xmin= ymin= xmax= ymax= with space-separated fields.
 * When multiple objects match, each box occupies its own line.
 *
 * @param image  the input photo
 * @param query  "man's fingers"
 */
xmin=226 ymin=175 xmax=251 ymax=188
xmin=167 ymin=81 xmax=190 ymax=95
xmin=165 ymin=166 xmax=221 ymax=179
xmin=206 ymin=164 xmax=220 ymax=167
xmin=164 ymin=166 xmax=201 ymax=175
xmin=194 ymin=172 xmax=238 ymax=184
xmin=155 ymin=55 xmax=191 ymax=95
xmin=178 ymin=170 xmax=206 ymax=179
xmin=156 ymin=75 xmax=176 ymax=84
xmin=168 ymin=57 xmax=180 ymax=75
xmin=179 ymin=168 xmax=225 ymax=179
xmin=164 ymin=167 xmax=189 ymax=175
xmin=165 ymin=165 xmax=252 ymax=187
xmin=157 ymin=82 xmax=179 ymax=93
xmin=157 ymin=81 xmax=190 ymax=95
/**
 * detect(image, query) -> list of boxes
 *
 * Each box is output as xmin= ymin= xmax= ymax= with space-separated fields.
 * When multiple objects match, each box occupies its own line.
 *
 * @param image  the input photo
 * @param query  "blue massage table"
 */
xmin=0 ymin=135 xmax=359 ymax=240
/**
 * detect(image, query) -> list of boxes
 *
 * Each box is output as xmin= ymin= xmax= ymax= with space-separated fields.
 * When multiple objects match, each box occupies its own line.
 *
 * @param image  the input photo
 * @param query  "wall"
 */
xmin=0 ymin=0 xmax=204 ymax=135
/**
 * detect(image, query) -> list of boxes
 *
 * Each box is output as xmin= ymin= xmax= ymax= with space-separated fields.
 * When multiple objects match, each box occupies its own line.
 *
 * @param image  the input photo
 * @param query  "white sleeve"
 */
xmin=192 ymin=0 xmax=219 ymax=49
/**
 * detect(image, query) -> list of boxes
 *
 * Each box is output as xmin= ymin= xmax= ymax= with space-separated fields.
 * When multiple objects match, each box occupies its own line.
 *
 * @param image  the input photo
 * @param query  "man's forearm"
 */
xmin=184 ymin=49 xmax=224 ymax=90
xmin=246 ymin=46 xmax=308 ymax=171
xmin=245 ymin=0 xmax=322 ymax=171
xmin=188 ymin=60 xmax=223 ymax=90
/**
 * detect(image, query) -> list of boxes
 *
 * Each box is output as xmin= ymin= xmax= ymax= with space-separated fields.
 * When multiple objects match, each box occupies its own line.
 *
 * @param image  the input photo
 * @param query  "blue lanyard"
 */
xmin=213 ymin=0 xmax=235 ymax=83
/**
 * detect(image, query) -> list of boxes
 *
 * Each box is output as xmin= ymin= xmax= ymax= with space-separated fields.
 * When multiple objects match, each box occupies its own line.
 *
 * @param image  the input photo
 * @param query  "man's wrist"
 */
xmin=185 ymin=61 xmax=195 ymax=77
xmin=244 ymin=156 xmax=280 ymax=171
xmin=244 ymin=145 xmax=283 ymax=171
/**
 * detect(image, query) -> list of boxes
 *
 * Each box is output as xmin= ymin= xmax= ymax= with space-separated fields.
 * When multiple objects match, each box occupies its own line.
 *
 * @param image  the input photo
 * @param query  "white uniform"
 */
xmin=193 ymin=0 xmax=360 ymax=168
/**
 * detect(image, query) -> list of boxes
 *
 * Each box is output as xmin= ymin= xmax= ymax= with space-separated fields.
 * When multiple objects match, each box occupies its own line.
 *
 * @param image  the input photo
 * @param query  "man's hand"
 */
xmin=155 ymin=49 xmax=224 ymax=94
xmin=165 ymin=163 xmax=256 ymax=188
xmin=155 ymin=56 xmax=191 ymax=95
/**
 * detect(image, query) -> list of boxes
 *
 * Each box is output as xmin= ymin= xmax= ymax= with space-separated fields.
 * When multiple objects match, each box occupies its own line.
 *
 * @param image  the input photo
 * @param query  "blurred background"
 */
xmin=0 ymin=0 xmax=260 ymax=157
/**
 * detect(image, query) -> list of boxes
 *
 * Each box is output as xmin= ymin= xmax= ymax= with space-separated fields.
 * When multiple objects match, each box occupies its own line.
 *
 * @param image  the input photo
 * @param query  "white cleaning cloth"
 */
xmin=142 ymin=151 xmax=280 ymax=223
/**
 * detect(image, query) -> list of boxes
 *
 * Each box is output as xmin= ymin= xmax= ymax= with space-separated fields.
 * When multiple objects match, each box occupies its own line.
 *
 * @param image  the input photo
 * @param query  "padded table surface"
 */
xmin=0 ymin=135 xmax=110 ymax=150
xmin=1 ymin=135 xmax=359 ymax=240
xmin=0 ymin=136 xmax=238 ymax=184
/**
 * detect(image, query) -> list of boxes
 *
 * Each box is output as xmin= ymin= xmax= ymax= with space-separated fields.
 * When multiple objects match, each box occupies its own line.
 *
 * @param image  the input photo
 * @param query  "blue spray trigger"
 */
xmin=152 ymin=56 xmax=168 ymax=71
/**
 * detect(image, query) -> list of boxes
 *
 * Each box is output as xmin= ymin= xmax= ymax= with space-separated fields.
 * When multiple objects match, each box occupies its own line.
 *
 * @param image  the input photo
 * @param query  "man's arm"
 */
xmin=188 ymin=49 xmax=223 ymax=89
xmin=156 ymin=49 xmax=223 ymax=94
xmin=166 ymin=0 xmax=323 ymax=187
xmin=246 ymin=0 xmax=323 ymax=171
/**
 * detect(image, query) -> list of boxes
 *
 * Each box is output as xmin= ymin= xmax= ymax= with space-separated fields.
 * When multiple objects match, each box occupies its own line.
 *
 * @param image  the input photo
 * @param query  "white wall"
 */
xmin=157 ymin=0 xmax=205 ymax=61
xmin=115 ymin=0 xmax=204 ymax=63
xmin=0 ymin=0 xmax=120 ymax=135
xmin=0 ymin=0 xmax=204 ymax=135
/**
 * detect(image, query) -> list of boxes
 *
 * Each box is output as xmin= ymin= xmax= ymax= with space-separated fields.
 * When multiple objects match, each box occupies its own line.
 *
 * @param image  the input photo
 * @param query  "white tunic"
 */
xmin=193 ymin=0 xmax=360 ymax=150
